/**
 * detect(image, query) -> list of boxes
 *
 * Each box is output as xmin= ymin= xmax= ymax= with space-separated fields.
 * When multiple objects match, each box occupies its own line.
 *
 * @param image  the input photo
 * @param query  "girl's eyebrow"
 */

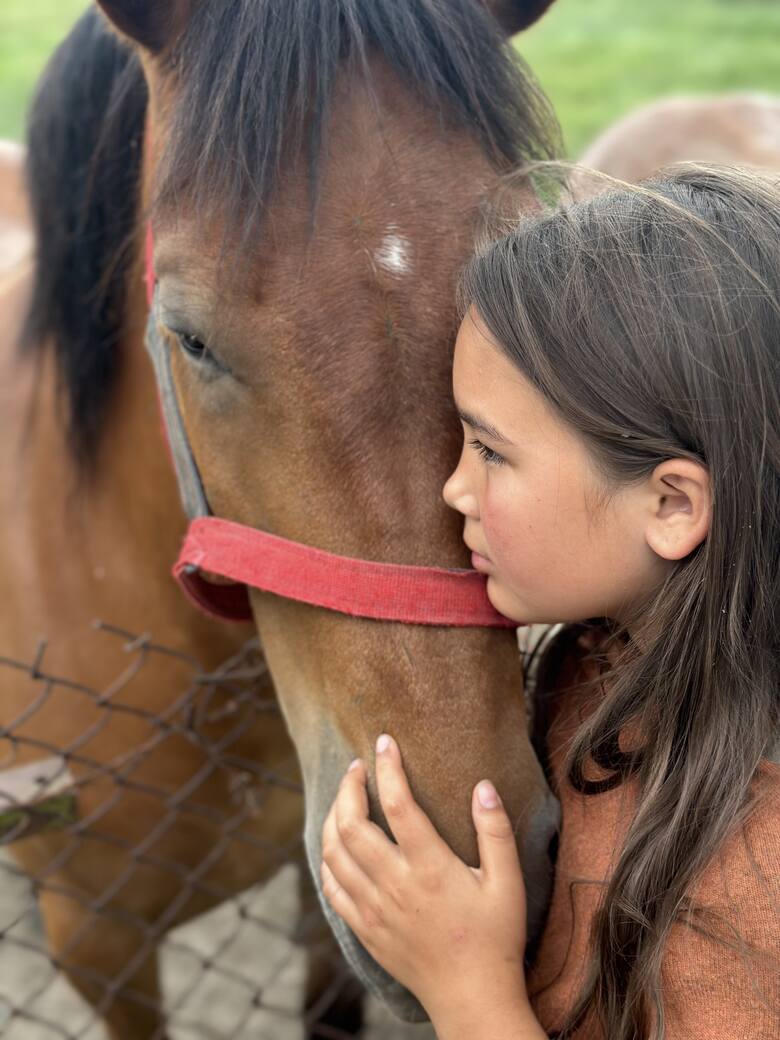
xmin=456 ymin=407 xmax=514 ymax=445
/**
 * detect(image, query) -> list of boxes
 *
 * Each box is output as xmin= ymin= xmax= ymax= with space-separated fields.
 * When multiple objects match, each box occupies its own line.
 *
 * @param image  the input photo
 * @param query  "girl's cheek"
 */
xmin=484 ymin=496 xmax=544 ymax=582
xmin=480 ymin=491 xmax=498 ymax=542
xmin=482 ymin=499 xmax=518 ymax=562
xmin=482 ymin=483 xmax=521 ymax=542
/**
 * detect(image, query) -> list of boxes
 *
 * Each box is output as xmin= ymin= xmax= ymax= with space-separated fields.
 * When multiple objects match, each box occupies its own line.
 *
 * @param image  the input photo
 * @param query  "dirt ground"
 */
xmin=0 ymin=850 xmax=434 ymax=1040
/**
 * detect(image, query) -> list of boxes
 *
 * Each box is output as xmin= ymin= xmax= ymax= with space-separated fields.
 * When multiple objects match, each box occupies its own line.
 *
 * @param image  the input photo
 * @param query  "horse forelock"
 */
xmin=153 ymin=0 xmax=558 ymax=242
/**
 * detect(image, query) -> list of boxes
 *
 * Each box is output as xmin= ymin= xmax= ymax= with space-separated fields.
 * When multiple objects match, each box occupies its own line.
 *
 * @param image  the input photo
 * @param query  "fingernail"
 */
xmin=347 ymin=758 xmax=362 ymax=773
xmin=477 ymin=780 xmax=500 ymax=810
xmin=376 ymin=734 xmax=391 ymax=754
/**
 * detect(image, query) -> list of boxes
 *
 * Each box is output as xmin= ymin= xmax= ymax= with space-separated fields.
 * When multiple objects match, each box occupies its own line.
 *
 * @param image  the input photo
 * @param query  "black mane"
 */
xmin=22 ymin=8 xmax=147 ymax=468
xmin=24 ymin=1 xmax=557 ymax=467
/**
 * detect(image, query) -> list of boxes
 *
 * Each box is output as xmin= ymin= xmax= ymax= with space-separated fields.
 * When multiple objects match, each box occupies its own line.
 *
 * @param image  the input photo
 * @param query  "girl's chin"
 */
xmin=485 ymin=576 xmax=527 ymax=624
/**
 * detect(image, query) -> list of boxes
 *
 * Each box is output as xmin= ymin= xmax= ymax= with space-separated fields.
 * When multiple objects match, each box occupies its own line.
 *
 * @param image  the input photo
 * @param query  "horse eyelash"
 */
xmin=469 ymin=439 xmax=505 ymax=466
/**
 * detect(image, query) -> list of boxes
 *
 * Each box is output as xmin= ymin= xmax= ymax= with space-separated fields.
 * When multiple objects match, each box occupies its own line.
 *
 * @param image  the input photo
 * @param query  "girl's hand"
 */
xmin=320 ymin=734 xmax=543 ymax=1036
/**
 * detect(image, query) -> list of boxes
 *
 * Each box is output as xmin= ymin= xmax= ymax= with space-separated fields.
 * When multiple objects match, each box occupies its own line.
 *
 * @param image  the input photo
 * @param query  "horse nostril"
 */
xmin=547 ymin=829 xmax=560 ymax=866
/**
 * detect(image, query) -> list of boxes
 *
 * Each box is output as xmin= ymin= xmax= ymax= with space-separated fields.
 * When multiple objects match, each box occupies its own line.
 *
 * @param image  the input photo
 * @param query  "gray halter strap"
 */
xmin=145 ymin=299 xmax=210 ymax=521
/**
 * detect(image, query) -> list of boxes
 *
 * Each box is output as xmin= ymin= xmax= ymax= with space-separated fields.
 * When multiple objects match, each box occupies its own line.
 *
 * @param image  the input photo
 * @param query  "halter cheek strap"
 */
xmin=144 ymin=301 xmax=210 ymax=521
xmin=145 ymin=225 xmax=516 ymax=629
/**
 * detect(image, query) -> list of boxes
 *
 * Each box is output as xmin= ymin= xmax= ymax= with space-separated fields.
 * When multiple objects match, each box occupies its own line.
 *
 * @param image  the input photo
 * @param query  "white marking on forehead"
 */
xmin=374 ymin=226 xmax=412 ymax=275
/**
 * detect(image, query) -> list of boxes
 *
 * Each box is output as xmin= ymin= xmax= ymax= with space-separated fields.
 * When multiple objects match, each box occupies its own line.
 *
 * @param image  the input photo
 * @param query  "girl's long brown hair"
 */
xmin=460 ymin=164 xmax=780 ymax=1039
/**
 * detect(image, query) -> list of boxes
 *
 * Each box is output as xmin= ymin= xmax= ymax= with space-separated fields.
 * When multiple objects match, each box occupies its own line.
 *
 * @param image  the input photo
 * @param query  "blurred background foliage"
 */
xmin=1 ymin=0 xmax=779 ymax=154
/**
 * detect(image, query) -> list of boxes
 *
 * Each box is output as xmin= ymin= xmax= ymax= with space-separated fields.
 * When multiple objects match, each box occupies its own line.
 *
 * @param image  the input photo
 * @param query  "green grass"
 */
xmin=520 ymin=0 xmax=780 ymax=156
xmin=1 ymin=0 xmax=779 ymax=153
xmin=0 ymin=0 xmax=87 ymax=139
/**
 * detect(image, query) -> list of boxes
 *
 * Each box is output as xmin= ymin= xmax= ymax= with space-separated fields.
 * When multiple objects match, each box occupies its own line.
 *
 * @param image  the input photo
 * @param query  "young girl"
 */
xmin=320 ymin=164 xmax=779 ymax=1040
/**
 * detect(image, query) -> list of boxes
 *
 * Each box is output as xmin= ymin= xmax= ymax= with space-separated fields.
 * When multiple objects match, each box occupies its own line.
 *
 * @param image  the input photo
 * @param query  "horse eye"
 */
xmin=177 ymin=331 xmax=208 ymax=361
xmin=165 ymin=324 xmax=235 ymax=380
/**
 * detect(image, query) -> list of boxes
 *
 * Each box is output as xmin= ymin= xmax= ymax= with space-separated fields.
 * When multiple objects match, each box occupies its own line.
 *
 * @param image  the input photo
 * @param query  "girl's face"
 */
xmin=443 ymin=311 xmax=670 ymax=625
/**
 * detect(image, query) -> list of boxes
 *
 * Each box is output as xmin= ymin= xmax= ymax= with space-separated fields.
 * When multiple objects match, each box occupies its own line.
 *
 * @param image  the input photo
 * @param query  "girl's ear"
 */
xmin=96 ymin=0 xmax=192 ymax=53
xmin=644 ymin=459 xmax=711 ymax=562
xmin=485 ymin=0 xmax=557 ymax=36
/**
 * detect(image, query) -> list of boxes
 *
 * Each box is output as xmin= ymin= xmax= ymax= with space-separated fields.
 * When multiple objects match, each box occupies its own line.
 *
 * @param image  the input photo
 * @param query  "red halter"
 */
xmin=145 ymin=225 xmax=515 ymax=628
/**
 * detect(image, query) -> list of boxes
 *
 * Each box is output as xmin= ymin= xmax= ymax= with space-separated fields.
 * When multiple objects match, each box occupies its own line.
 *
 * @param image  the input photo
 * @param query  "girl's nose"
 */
xmin=442 ymin=465 xmax=479 ymax=519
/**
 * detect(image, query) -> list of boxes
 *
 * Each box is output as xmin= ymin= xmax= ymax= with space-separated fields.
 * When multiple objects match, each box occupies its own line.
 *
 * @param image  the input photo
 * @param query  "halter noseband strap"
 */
xmin=144 ymin=225 xmax=516 ymax=629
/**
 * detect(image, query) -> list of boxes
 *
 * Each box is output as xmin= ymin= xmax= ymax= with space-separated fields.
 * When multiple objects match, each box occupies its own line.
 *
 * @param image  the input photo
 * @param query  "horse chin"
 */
xmin=322 ymin=890 xmax=428 ymax=1022
xmin=303 ymin=814 xmax=428 ymax=1022
xmin=302 ymin=795 xmax=560 ymax=1021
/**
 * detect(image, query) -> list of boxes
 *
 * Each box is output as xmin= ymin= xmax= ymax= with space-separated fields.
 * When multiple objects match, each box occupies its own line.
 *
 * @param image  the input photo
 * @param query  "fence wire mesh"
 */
xmin=0 ymin=623 xmax=435 ymax=1040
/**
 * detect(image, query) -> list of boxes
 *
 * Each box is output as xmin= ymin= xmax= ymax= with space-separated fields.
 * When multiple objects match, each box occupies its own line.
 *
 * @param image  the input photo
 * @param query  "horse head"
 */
xmin=97 ymin=0 xmax=559 ymax=1019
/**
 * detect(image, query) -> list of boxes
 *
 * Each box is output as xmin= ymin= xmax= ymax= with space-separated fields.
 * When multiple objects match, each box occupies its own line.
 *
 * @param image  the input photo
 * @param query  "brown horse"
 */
xmin=580 ymin=93 xmax=780 ymax=182
xmin=0 ymin=1 xmax=561 ymax=1036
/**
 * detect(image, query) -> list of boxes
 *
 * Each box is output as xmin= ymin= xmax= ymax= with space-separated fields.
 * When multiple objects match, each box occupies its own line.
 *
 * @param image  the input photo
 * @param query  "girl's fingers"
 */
xmin=320 ymin=860 xmax=365 ymax=938
xmin=471 ymin=780 xmax=523 ymax=886
xmin=374 ymin=735 xmax=447 ymax=860
xmin=334 ymin=758 xmax=402 ymax=877
xmin=344 ymin=758 xmax=370 ymax=813
xmin=322 ymin=793 xmax=378 ymax=906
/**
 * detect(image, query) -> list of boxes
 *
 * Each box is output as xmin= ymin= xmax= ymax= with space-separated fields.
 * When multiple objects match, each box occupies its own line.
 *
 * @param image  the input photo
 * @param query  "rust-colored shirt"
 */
xmin=528 ymin=666 xmax=780 ymax=1039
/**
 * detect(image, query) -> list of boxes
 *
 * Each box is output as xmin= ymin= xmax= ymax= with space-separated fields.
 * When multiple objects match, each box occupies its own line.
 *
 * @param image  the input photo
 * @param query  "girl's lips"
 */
xmin=470 ymin=550 xmax=491 ymax=574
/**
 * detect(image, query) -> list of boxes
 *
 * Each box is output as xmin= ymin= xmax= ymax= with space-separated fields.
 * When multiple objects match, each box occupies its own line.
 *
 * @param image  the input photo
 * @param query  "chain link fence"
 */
xmin=0 ymin=623 xmax=435 ymax=1040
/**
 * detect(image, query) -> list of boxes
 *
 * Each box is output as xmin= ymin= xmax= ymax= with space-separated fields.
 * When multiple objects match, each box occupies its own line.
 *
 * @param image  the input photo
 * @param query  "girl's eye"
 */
xmin=469 ymin=438 xmax=505 ymax=466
